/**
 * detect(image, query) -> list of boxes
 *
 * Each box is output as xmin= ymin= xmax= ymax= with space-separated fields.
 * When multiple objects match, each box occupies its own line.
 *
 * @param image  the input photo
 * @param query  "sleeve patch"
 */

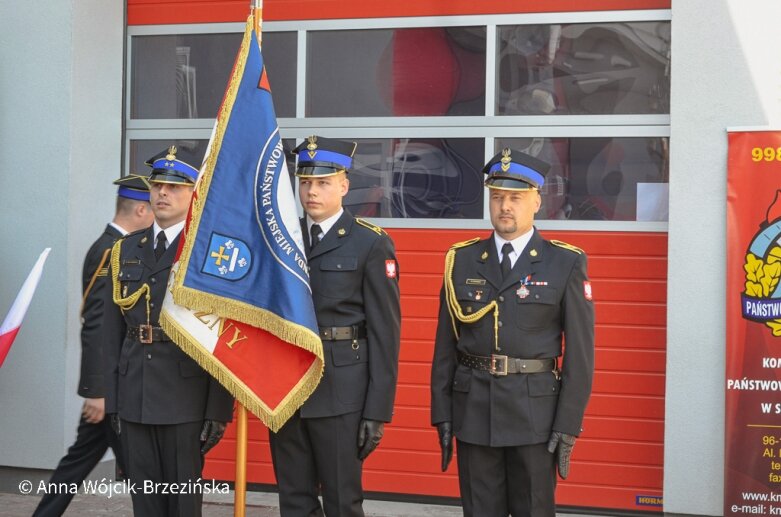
xmin=385 ymin=260 xmax=397 ymax=279
xmin=584 ymin=281 xmax=593 ymax=301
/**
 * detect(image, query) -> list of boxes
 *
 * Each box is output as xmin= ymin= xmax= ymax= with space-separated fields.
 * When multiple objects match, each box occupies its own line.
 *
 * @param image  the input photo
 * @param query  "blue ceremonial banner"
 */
xmin=161 ymin=15 xmax=322 ymax=430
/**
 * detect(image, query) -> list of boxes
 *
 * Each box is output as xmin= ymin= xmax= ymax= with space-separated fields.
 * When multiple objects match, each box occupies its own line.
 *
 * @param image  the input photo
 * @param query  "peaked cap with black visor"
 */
xmin=293 ymin=136 xmax=357 ymax=178
xmin=483 ymin=148 xmax=550 ymax=191
xmin=145 ymin=145 xmax=199 ymax=185
xmin=113 ymin=174 xmax=151 ymax=202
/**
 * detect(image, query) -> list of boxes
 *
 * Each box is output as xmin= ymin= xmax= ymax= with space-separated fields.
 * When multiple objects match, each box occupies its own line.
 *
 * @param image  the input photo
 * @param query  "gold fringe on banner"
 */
xmin=161 ymin=14 xmax=324 ymax=429
xmin=170 ymin=14 xmax=321 ymax=355
xmin=160 ymin=309 xmax=323 ymax=432
xmin=172 ymin=14 xmax=252 ymax=300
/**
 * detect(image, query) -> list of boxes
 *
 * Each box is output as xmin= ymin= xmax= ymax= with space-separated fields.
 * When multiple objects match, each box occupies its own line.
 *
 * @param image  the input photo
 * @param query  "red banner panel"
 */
xmin=726 ymin=130 xmax=781 ymax=514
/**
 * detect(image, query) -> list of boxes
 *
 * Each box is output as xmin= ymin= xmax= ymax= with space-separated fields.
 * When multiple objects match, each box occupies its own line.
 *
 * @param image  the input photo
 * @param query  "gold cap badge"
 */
xmin=166 ymin=145 xmax=177 ymax=161
xmin=306 ymin=136 xmax=318 ymax=159
xmin=500 ymin=148 xmax=512 ymax=172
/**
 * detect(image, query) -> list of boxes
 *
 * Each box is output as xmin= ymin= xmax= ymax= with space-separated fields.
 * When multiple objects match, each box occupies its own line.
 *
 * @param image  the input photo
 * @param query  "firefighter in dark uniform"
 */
xmin=268 ymin=136 xmax=401 ymax=517
xmin=103 ymin=147 xmax=234 ymax=517
xmin=430 ymin=149 xmax=595 ymax=517
xmin=34 ymin=175 xmax=152 ymax=517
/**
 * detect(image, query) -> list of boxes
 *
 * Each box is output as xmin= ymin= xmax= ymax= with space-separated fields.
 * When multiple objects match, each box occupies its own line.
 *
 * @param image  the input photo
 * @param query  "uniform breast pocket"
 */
xmin=455 ymin=284 xmax=493 ymax=324
xmin=118 ymin=264 xmax=144 ymax=293
xmin=515 ymin=286 xmax=559 ymax=330
xmin=316 ymin=256 xmax=358 ymax=299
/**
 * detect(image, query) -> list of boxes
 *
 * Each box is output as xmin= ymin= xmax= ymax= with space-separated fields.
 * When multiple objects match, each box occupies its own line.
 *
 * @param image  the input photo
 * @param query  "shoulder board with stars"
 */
xmin=449 ymin=237 xmax=481 ymax=250
xmin=550 ymin=239 xmax=583 ymax=254
xmin=355 ymin=217 xmax=386 ymax=235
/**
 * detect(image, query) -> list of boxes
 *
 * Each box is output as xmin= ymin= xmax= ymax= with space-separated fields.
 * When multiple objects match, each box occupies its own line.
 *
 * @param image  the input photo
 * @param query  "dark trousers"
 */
xmin=33 ymin=416 xmax=124 ymax=517
xmin=269 ymin=410 xmax=365 ymax=517
xmin=456 ymin=440 xmax=556 ymax=517
xmin=121 ymin=420 xmax=204 ymax=517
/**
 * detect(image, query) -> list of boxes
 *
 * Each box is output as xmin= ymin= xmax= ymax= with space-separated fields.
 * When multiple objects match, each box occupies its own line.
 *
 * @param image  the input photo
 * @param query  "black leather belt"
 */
xmin=319 ymin=325 xmax=366 ymax=341
xmin=458 ymin=351 xmax=557 ymax=376
xmin=127 ymin=325 xmax=171 ymax=344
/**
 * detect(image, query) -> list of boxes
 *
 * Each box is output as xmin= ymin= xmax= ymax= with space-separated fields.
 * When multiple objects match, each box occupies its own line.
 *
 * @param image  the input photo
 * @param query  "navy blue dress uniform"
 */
xmin=430 ymin=149 xmax=595 ymax=517
xmin=103 ymin=148 xmax=233 ymax=517
xmin=33 ymin=175 xmax=149 ymax=517
xmin=269 ymin=136 xmax=401 ymax=517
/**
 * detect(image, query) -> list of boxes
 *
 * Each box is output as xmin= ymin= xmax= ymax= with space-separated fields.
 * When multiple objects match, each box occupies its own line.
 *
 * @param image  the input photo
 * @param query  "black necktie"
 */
xmin=310 ymin=224 xmax=322 ymax=249
xmin=155 ymin=231 xmax=167 ymax=260
xmin=500 ymin=242 xmax=513 ymax=278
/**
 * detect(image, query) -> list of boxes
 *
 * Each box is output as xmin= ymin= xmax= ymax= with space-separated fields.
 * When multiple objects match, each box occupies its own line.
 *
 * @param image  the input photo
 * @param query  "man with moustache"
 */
xmin=430 ymin=148 xmax=595 ymax=516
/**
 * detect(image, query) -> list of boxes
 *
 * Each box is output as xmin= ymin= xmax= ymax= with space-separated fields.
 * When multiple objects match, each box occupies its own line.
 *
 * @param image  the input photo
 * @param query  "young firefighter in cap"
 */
xmin=268 ymin=136 xmax=401 ymax=516
xmin=33 ymin=175 xmax=152 ymax=517
xmin=102 ymin=147 xmax=233 ymax=517
xmin=430 ymin=149 xmax=595 ymax=516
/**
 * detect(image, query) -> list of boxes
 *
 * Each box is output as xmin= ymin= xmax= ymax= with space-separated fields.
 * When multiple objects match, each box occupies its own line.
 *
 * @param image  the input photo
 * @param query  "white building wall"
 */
xmin=666 ymin=0 xmax=781 ymax=514
xmin=0 ymin=0 xmax=123 ymax=469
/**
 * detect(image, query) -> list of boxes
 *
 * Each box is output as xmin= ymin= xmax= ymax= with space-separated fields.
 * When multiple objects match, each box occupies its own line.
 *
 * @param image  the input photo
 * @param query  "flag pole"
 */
xmin=233 ymin=11 xmax=260 ymax=517
xmin=253 ymin=0 xmax=263 ymax=45
xmin=233 ymin=404 xmax=249 ymax=517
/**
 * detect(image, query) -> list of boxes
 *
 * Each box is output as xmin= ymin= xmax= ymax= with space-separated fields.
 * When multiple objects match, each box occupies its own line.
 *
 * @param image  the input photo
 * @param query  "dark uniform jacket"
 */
xmin=78 ymin=224 xmax=123 ymax=398
xmin=300 ymin=210 xmax=401 ymax=422
xmin=431 ymin=229 xmax=594 ymax=447
xmin=103 ymin=226 xmax=234 ymax=425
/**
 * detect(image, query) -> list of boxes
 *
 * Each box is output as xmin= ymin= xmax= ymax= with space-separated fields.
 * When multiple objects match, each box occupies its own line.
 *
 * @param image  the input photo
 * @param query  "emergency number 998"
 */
xmin=751 ymin=147 xmax=781 ymax=161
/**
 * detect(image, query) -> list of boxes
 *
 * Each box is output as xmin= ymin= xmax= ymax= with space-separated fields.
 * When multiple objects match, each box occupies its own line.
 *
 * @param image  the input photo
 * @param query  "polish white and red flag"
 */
xmin=0 ymin=248 xmax=51 ymax=368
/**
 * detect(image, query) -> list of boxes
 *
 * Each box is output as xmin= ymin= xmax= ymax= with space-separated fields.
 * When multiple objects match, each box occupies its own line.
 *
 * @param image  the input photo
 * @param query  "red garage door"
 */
xmin=202 ymin=228 xmax=666 ymax=513
xmin=128 ymin=0 xmax=669 ymax=512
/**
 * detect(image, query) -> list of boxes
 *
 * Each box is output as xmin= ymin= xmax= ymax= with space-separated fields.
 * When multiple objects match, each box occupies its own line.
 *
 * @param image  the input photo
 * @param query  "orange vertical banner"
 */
xmin=726 ymin=129 xmax=781 ymax=513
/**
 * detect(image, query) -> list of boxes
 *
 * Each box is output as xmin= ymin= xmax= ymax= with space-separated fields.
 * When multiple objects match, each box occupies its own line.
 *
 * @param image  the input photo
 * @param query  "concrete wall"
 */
xmin=665 ymin=0 xmax=781 ymax=514
xmin=0 ymin=0 xmax=123 ymax=470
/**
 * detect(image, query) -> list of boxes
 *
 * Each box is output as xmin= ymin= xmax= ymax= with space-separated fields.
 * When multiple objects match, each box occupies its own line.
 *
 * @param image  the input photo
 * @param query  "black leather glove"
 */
xmin=200 ymin=420 xmax=227 ymax=455
xmin=547 ymin=431 xmax=577 ymax=480
xmin=109 ymin=413 xmax=121 ymax=436
xmin=436 ymin=422 xmax=453 ymax=472
xmin=357 ymin=419 xmax=384 ymax=460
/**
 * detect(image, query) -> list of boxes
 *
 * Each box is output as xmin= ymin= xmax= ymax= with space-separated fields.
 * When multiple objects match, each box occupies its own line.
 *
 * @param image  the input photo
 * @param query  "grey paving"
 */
xmin=0 ymin=489 xmax=465 ymax=516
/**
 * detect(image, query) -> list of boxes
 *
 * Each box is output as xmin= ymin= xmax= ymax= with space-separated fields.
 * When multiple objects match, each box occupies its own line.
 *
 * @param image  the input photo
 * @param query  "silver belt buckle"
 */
xmin=490 ymin=354 xmax=508 ymax=376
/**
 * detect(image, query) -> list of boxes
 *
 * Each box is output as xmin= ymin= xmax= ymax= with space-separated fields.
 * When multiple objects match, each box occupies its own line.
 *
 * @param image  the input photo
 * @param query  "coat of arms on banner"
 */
xmin=742 ymin=190 xmax=781 ymax=335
